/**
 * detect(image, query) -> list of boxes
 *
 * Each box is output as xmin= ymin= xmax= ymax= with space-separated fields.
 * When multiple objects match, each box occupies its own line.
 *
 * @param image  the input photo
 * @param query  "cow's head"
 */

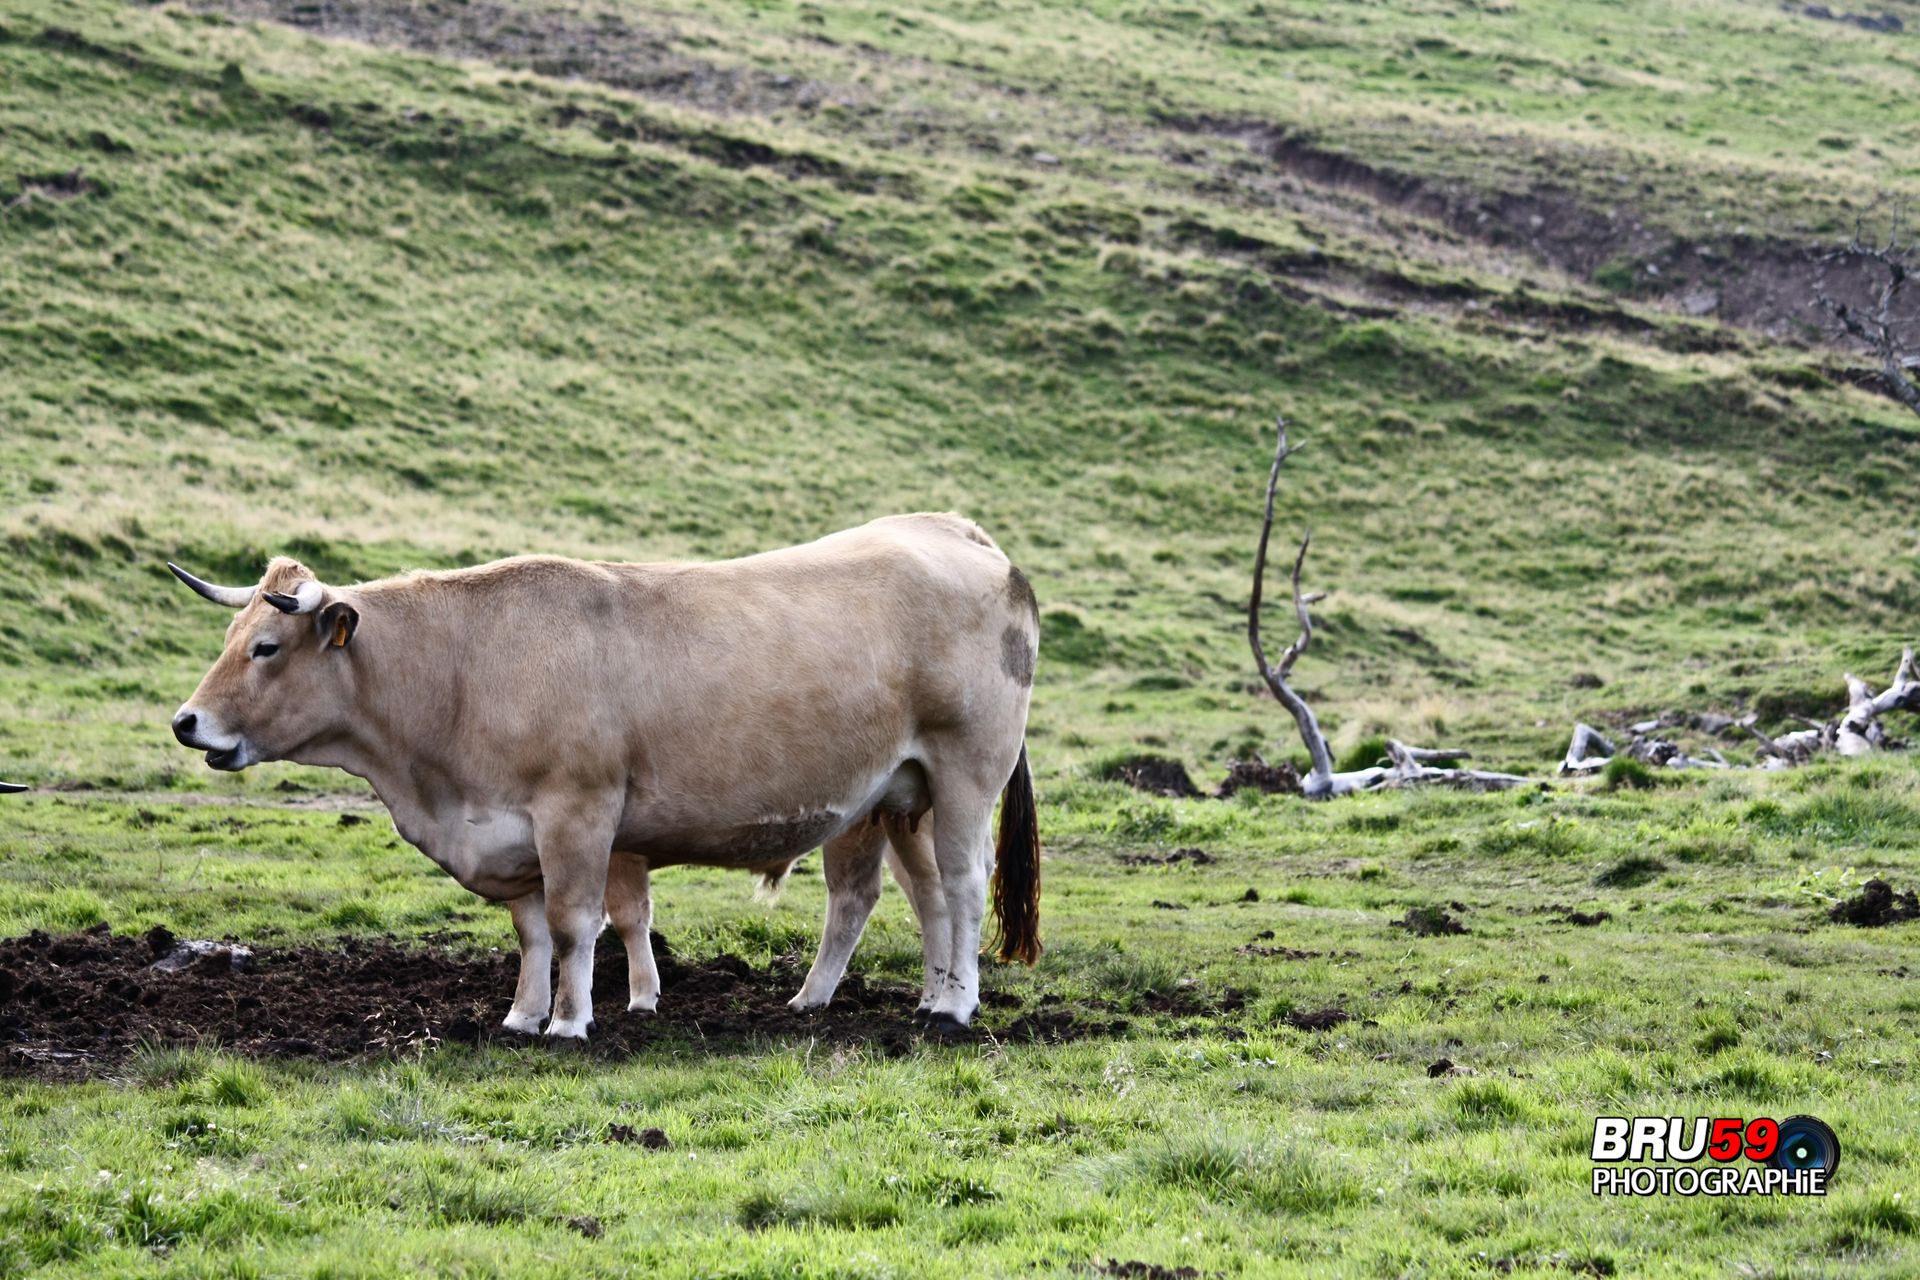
xmin=169 ymin=557 xmax=360 ymax=770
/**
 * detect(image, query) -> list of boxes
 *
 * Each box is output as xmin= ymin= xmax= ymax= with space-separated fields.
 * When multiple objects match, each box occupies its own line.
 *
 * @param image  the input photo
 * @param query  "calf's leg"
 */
xmin=605 ymin=854 xmax=660 ymax=1014
xmin=503 ymin=889 xmax=552 ymax=1035
xmin=788 ymin=822 xmax=887 ymax=1012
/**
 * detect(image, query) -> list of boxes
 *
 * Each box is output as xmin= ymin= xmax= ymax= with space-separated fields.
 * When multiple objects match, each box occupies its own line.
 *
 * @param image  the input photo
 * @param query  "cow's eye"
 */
xmin=250 ymin=641 xmax=280 ymax=661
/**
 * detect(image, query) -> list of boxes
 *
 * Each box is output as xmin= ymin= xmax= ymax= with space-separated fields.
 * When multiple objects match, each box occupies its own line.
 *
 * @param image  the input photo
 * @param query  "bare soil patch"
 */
xmin=0 ymin=926 xmax=1205 ymax=1080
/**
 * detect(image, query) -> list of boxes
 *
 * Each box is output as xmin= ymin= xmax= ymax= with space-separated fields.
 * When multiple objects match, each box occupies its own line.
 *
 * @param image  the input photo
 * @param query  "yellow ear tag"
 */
xmin=331 ymin=618 xmax=351 ymax=648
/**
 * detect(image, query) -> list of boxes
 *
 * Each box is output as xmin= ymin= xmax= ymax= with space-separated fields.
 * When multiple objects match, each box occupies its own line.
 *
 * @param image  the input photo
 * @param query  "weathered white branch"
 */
xmin=1560 ymin=723 xmax=1616 ymax=774
xmin=1247 ymin=415 xmax=1533 ymax=797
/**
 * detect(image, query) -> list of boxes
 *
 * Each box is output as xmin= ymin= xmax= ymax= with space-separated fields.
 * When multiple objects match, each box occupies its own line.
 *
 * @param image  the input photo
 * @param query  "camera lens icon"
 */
xmin=1768 ymin=1115 xmax=1840 ymax=1179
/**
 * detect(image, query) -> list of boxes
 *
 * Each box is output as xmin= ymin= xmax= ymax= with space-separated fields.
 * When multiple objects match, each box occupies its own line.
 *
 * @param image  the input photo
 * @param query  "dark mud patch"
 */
xmin=1828 ymin=879 xmax=1920 ymax=927
xmin=1105 ymin=755 xmax=1203 ymax=799
xmin=8 ymin=167 xmax=100 ymax=208
xmin=1553 ymin=909 xmax=1613 ymax=927
xmin=1119 ymin=846 xmax=1215 ymax=867
xmin=606 ymin=1123 xmax=671 ymax=1149
xmin=1215 ymin=756 xmax=1302 ymax=798
xmin=1091 ymin=1262 xmax=1200 ymax=1280
xmin=1280 ymin=1006 xmax=1351 ymax=1032
xmin=1395 ymin=906 xmax=1468 ymax=936
xmin=0 ymin=927 xmax=1218 ymax=1079
xmin=1000 ymin=983 xmax=1241 ymax=1044
xmin=1238 ymin=944 xmax=1319 ymax=960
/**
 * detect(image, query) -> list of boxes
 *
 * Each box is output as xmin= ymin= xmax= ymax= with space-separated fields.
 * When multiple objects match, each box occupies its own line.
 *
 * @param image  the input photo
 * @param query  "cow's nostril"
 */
xmin=172 ymin=711 xmax=198 ymax=744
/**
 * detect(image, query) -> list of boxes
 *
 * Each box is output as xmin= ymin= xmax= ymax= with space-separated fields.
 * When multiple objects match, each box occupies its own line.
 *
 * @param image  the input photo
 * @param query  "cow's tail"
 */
xmin=989 ymin=744 xmax=1042 ymax=965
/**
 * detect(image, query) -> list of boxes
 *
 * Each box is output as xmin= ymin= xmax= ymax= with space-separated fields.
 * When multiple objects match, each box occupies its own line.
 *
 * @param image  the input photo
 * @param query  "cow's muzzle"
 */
xmin=173 ymin=709 xmax=247 ymax=770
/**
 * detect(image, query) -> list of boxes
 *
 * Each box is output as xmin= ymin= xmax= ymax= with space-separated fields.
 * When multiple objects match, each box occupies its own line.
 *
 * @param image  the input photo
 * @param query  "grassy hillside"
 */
xmin=4 ymin=0 xmax=1920 ymax=794
xmin=3 ymin=0 xmax=1920 ymax=1276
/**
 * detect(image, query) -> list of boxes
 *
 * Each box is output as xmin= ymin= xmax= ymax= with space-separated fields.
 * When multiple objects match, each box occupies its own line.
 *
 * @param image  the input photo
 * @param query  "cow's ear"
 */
xmin=319 ymin=601 xmax=359 ymax=650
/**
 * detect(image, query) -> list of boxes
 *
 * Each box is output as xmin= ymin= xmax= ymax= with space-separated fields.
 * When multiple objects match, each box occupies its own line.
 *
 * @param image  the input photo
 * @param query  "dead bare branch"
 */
xmin=1247 ymin=415 xmax=1532 ymax=796
xmin=1816 ymin=202 xmax=1920 ymax=417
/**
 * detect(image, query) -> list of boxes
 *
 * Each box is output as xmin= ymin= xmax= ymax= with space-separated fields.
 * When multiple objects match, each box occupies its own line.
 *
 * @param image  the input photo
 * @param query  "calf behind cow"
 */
xmin=168 ymin=513 xmax=1041 ymax=1037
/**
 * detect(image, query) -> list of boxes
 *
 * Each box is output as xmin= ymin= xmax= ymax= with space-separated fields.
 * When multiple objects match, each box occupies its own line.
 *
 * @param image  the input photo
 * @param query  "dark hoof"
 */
xmin=924 ymin=1011 xmax=972 ymax=1038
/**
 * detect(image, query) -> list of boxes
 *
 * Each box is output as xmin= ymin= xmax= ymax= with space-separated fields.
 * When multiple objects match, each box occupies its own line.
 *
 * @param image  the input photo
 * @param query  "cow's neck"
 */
xmin=295 ymin=586 xmax=470 ymax=829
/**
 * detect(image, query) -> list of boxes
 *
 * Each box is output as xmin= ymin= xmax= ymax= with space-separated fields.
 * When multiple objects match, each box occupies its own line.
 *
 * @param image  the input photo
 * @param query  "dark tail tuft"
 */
xmin=990 ymin=744 xmax=1042 ymax=965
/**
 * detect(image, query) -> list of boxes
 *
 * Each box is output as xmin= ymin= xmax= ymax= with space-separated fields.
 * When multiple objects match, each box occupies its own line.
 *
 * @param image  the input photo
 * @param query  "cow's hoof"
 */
xmin=786 ymin=994 xmax=828 ymax=1014
xmin=501 ymin=1010 xmax=545 ymax=1036
xmin=626 ymin=996 xmax=659 ymax=1016
xmin=545 ymin=1018 xmax=592 ymax=1043
xmin=924 ymin=1011 xmax=971 ymax=1038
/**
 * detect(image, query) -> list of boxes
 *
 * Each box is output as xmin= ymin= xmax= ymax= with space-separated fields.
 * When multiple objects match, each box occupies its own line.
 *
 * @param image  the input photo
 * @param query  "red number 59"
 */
xmin=1743 ymin=1117 xmax=1779 ymax=1161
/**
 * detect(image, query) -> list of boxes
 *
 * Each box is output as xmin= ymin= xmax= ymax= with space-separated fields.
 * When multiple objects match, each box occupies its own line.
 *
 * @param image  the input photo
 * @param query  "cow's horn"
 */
xmin=168 ymin=562 xmax=256 ymax=609
xmin=263 ymin=581 xmax=325 ymax=615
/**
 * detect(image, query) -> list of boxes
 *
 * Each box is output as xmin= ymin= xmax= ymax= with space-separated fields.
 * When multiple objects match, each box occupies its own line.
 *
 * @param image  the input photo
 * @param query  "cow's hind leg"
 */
xmin=532 ymin=795 xmax=621 ymax=1041
xmin=925 ymin=782 xmax=998 ymax=1033
xmin=788 ymin=822 xmax=887 ymax=1012
xmin=883 ymin=816 xmax=950 ymax=1015
xmin=605 ymin=854 xmax=660 ymax=1014
xmin=503 ymin=889 xmax=552 ymax=1035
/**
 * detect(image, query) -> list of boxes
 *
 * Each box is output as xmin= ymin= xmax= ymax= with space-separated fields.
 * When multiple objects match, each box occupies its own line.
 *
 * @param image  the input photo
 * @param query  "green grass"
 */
xmin=4 ymin=767 xmax=1920 ymax=1275
xmin=3 ymin=0 xmax=1920 ymax=1273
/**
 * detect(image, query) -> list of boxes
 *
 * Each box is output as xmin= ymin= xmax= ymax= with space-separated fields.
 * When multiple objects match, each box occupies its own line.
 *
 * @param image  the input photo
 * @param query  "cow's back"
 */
xmin=388 ymin=514 xmax=1026 ymax=860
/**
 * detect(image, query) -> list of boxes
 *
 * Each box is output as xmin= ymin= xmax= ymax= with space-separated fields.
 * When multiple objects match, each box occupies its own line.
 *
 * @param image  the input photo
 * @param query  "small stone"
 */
xmin=1680 ymin=288 xmax=1719 ymax=316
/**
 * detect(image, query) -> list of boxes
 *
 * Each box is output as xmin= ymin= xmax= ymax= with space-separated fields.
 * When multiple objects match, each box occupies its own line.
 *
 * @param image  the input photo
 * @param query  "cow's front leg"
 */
xmin=532 ymin=796 xmax=621 ymax=1041
xmin=605 ymin=853 xmax=660 ymax=1014
xmin=503 ymin=889 xmax=552 ymax=1035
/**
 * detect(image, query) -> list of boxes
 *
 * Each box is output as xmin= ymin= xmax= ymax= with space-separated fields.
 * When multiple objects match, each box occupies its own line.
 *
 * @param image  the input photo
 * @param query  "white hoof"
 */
xmin=502 ymin=1009 xmax=545 ymax=1036
xmin=627 ymin=993 xmax=659 ymax=1015
xmin=545 ymin=1016 xmax=591 ymax=1041
xmin=786 ymin=991 xmax=829 ymax=1013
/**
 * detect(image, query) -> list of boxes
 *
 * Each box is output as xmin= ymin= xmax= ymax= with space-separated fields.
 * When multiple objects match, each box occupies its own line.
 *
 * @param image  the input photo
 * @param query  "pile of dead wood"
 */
xmin=1238 ymin=415 xmax=1919 ymax=798
xmin=1558 ymin=649 xmax=1920 ymax=776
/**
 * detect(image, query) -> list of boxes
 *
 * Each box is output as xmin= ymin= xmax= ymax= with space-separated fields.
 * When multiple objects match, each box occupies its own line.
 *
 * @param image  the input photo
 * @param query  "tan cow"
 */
xmin=168 ymin=514 xmax=1041 ymax=1038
